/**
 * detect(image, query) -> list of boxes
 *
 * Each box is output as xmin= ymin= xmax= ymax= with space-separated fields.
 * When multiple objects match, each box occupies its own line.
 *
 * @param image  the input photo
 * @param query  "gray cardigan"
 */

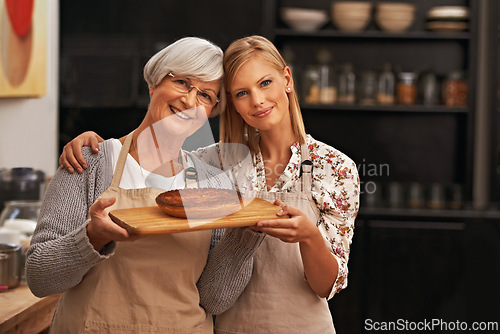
xmin=26 ymin=140 xmax=264 ymax=314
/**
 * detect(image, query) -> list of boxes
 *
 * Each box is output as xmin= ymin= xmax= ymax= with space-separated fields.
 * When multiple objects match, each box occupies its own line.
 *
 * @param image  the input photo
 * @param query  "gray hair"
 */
xmin=143 ymin=37 xmax=225 ymax=117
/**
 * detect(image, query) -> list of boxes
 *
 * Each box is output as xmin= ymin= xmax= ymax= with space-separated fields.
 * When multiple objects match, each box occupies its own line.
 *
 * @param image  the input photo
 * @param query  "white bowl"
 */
xmin=427 ymin=6 xmax=469 ymax=20
xmin=281 ymin=7 xmax=329 ymax=32
xmin=281 ymin=7 xmax=328 ymax=20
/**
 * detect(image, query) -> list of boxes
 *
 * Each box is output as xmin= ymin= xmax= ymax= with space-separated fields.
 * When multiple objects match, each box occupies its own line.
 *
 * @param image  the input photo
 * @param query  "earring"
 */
xmin=286 ymin=87 xmax=292 ymax=93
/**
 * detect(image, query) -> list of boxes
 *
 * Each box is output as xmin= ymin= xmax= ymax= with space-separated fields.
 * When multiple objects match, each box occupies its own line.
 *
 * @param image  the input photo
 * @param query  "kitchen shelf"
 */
xmin=300 ymin=104 xmax=469 ymax=113
xmin=274 ymin=28 xmax=472 ymax=40
xmin=266 ymin=0 xmax=477 ymax=212
xmin=358 ymin=206 xmax=500 ymax=221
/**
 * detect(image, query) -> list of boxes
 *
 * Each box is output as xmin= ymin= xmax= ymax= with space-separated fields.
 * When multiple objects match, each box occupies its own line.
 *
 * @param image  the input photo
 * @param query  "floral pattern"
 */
xmin=194 ymin=135 xmax=360 ymax=298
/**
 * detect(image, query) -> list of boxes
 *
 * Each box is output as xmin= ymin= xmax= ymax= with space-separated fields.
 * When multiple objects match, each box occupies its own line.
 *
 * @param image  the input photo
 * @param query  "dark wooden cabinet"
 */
xmin=329 ymin=217 xmax=500 ymax=333
xmin=262 ymin=1 xmax=500 ymax=332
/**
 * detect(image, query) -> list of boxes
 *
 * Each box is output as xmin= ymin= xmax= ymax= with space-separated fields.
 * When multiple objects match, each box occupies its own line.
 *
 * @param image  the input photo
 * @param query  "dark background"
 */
xmin=59 ymin=1 xmax=500 ymax=333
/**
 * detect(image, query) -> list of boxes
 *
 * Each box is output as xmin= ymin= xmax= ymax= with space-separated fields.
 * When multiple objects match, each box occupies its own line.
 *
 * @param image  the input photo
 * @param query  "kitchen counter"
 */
xmin=0 ymin=283 xmax=59 ymax=333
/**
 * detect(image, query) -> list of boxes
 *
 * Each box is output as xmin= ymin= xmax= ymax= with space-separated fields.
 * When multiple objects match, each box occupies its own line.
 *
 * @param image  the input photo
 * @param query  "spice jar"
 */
xmin=316 ymin=49 xmax=337 ymax=104
xmin=397 ymin=72 xmax=418 ymax=105
xmin=337 ymin=63 xmax=356 ymax=104
xmin=442 ymin=70 xmax=467 ymax=106
xmin=318 ymin=65 xmax=337 ymax=104
xmin=303 ymin=65 xmax=321 ymax=104
xmin=359 ymin=71 xmax=377 ymax=105
xmin=377 ymin=63 xmax=396 ymax=105
xmin=419 ymin=70 xmax=440 ymax=105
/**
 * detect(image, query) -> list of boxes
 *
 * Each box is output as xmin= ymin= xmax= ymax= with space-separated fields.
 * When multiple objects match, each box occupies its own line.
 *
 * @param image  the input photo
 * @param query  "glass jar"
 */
xmin=442 ymin=70 xmax=467 ymax=106
xmin=377 ymin=63 xmax=396 ymax=105
xmin=0 ymin=200 xmax=40 ymax=283
xmin=397 ymin=72 xmax=418 ymax=105
xmin=303 ymin=65 xmax=321 ymax=104
xmin=337 ymin=63 xmax=356 ymax=104
xmin=419 ymin=70 xmax=440 ymax=105
xmin=358 ymin=71 xmax=377 ymax=105
xmin=0 ymin=200 xmax=41 ymax=247
xmin=318 ymin=64 xmax=337 ymax=104
xmin=315 ymin=48 xmax=337 ymax=104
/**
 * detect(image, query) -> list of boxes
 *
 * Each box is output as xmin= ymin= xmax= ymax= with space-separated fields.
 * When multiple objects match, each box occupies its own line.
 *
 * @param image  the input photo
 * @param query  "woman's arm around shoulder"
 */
xmin=59 ymin=131 xmax=105 ymax=173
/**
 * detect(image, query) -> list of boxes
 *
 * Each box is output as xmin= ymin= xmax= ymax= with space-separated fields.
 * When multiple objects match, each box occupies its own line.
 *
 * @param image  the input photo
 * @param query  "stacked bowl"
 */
xmin=331 ymin=1 xmax=372 ymax=32
xmin=425 ymin=6 xmax=469 ymax=32
xmin=281 ymin=7 xmax=329 ymax=32
xmin=375 ymin=2 xmax=416 ymax=32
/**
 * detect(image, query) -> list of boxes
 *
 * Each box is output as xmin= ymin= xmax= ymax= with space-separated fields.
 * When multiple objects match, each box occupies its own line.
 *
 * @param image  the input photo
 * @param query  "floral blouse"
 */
xmin=194 ymin=135 xmax=360 ymax=299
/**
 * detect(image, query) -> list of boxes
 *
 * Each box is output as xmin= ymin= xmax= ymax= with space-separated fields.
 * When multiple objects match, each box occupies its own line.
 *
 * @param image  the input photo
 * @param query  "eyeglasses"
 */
xmin=167 ymin=73 xmax=219 ymax=107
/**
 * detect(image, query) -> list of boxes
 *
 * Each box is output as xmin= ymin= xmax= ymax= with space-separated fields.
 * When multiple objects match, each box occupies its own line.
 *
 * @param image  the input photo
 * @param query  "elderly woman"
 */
xmin=26 ymin=37 xmax=264 ymax=333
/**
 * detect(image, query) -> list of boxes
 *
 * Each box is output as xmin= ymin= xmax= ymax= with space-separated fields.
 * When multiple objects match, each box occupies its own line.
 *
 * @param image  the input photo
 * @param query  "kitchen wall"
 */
xmin=58 ymin=0 xmax=263 ymax=153
xmin=0 ymin=0 xmax=59 ymax=177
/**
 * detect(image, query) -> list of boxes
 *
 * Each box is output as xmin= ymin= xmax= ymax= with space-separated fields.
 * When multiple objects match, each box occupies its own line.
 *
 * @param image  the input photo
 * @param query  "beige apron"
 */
xmin=215 ymin=144 xmax=336 ymax=334
xmin=51 ymin=133 xmax=213 ymax=333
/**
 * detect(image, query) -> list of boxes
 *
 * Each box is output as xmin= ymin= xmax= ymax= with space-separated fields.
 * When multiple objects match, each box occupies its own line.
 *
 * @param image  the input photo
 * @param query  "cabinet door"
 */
xmin=363 ymin=221 xmax=467 ymax=322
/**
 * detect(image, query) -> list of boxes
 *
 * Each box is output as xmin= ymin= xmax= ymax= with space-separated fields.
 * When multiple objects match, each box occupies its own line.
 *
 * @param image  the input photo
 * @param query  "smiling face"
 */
xmin=146 ymin=75 xmax=220 ymax=139
xmin=228 ymin=54 xmax=293 ymax=132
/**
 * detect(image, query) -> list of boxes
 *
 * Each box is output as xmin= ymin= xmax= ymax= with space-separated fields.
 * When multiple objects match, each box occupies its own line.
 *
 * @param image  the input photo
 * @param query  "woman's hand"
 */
xmin=86 ymin=197 xmax=137 ymax=252
xmin=253 ymin=199 xmax=339 ymax=298
xmin=251 ymin=199 xmax=320 ymax=244
xmin=59 ymin=131 xmax=104 ymax=174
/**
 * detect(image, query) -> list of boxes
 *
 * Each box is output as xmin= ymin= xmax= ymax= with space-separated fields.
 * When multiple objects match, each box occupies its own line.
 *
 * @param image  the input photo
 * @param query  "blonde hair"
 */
xmin=220 ymin=35 xmax=306 ymax=153
xmin=143 ymin=37 xmax=226 ymax=117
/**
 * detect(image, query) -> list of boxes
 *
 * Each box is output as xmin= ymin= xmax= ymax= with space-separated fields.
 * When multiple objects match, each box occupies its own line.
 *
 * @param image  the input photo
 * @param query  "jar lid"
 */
xmin=341 ymin=62 xmax=354 ymax=71
xmin=381 ymin=63 xmax=392 ymax=71
xmin=0 ymin=168 xmax=44 ymax=182
xmin=447 ymin=70 xmax=465 ymax=80
xmin=398 ymin=72 xmax=417 ymax=79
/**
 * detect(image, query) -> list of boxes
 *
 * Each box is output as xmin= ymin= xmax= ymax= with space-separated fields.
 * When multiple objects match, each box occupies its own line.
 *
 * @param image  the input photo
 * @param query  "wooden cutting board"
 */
xmin=109 ymin=197 xmax=286 ymax=236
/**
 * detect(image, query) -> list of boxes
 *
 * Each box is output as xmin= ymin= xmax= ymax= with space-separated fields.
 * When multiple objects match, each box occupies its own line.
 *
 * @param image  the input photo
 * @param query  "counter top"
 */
xmin=0 ymin=283 xmax=59 ymax=333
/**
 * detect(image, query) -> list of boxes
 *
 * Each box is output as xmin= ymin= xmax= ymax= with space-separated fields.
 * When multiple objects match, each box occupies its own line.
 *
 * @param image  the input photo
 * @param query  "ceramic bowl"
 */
xmin=331 ymin=1 xmax=372 ymax=32
xmin=281 ymin=7 xmax=329 ymax=32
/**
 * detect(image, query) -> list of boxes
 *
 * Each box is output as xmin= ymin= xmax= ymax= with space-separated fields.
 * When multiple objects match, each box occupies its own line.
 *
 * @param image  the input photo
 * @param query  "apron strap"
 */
xmin=181 ymin=152 xmax=198 ymax=188
xmin=299 ymin=143 xmax=313 ymax=193
xmin=110 ymin=132 xmax=134 ymax=188
xmin=184 ymin=167 xmax=198 ymax=188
